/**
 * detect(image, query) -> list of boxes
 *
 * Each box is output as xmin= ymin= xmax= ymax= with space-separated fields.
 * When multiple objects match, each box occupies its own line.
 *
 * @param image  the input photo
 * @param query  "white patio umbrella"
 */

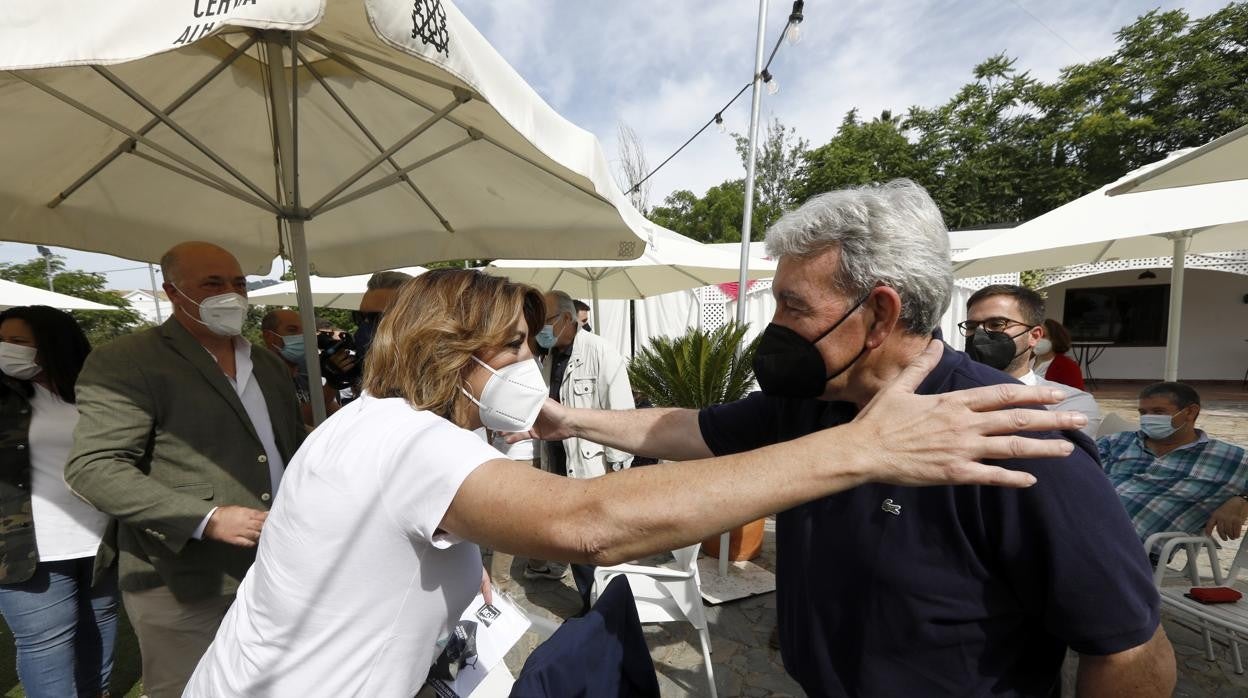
xmin=0 ymin=278 xmax=120 ymax=311
xmin=486 ymin=228 xmax=777 ymax=333
xmin=952 ymin=158 xmax=1248 ymax=381
xmin=248 ymin=267 xmax=428 ymax=309
xmin=1108 ymin=124 xmax=1248 ymax=194
xmin=0 ymin=0 xmax=648 ymax=422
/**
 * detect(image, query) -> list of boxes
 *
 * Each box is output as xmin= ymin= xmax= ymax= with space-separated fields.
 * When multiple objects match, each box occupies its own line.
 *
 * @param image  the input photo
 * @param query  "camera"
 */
xmin=318 ymin=332 xmax=360 ymax=389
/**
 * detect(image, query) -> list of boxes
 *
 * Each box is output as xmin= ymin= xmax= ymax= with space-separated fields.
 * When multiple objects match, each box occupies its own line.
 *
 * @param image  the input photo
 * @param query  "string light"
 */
xmin=627 ymin=0 xmax=806 ymax=195
xmin=762 ymin=69 xmax=778 ymax=95
xmin=786 ymin=0 xmax=804 ymax=45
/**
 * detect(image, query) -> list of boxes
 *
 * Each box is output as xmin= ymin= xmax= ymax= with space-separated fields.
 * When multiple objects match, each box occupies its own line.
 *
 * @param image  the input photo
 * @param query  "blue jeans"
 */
xmin=0 ymin=557 xmax=119 ymax=698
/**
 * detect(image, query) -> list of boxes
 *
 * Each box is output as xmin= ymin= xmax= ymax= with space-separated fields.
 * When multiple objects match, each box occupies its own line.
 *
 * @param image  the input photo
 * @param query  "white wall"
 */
xmin=1043 ymin=268 xmax=1248 ymax=381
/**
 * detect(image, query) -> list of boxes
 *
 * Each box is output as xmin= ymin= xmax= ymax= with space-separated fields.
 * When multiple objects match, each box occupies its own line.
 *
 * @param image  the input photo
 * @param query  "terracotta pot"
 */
xmin=702 ymin=518 xmax=765 ymax=561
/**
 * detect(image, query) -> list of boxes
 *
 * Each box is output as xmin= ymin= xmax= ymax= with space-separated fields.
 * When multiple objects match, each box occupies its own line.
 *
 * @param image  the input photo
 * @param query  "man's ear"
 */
xmin=1028 ymin=324 xmax=1044 ymax=347
xmin=863 ymin=287 xmax=902 ymax=349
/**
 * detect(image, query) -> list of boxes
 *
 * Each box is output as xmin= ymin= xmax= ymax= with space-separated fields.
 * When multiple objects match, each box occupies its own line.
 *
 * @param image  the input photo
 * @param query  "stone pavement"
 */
xmin=487 ymin=382 xmax=1248 ymax=696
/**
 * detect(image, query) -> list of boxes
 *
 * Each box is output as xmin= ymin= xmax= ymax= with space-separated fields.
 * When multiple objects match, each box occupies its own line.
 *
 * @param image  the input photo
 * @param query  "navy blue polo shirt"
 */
xmin=698 ymin=344 xmax=1159 ymax=697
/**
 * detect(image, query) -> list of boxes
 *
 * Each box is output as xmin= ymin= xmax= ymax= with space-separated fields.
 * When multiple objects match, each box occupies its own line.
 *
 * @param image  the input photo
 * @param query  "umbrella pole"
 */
xmin=718 ymin=0 xmax=771 ymax=579
xmin=267 ymin=33 xmax=327 ymax=425
xmin=591 ymin=277 xmax=602 ymax=336
xmin=1163 ymin=233 xmax=1190 ymax=381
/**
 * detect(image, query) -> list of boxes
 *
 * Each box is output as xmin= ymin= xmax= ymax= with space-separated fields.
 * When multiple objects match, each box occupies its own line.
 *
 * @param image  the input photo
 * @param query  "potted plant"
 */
xmin=628 ymin=322 xmax=766 ymax=560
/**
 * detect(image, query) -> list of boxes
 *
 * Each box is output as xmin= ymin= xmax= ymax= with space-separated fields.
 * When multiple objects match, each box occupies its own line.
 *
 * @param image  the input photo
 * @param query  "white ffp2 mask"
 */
xmin=460 ymin=356 xmax=548 ymax=432
xmin=173 ymin=284 xmax=247 ymax=337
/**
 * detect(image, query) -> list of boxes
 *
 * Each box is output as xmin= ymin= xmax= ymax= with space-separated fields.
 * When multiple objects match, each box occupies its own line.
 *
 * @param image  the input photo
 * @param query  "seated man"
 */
xmin=962 ymin=284 xmax=1100 ymax=437
xmin=1099 ymin=381 xmax=1248 ymax=549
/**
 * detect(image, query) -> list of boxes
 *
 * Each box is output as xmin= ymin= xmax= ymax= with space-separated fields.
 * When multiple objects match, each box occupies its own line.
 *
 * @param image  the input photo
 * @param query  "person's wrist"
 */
xmin=829 ymin=421 xmax=874 ymax=489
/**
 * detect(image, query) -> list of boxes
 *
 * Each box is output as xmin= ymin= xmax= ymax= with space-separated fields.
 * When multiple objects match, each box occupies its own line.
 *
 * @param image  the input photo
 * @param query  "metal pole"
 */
xmin=1163 ymin=233 xmax=1189 ymax=382
xmin=147 ymin=263 xmax=164 ymax=322
xmin=734 ymin=0 xmax=770 ymax=330
xmin=717 ymin=0 xmax=771 ymax=579
xmin=266 ymin=33 xmax=327 ymax=425
xmin=44 ymin=257 xmax=54 ymax=291
xmin=590 ymin=276 xmax=602 ymax=337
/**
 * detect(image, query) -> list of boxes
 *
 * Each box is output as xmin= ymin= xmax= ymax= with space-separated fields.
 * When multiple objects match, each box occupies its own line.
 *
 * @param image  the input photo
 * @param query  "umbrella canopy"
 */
xmin=486 ymin=228 xmax=777 ymax=332
xmin=248 ymin=266 xmax=428 ymax=309
xmin=1108 ymin=124 xmax=1248 ymax=194
xmin=952 ymin=159 xmax=1248 ymax=380
xmin=0 ymin=279 xmax=120 ymax=311
xmin=1 ymin=0 xmax=649 ymax=422
xmin=0 ymin=0 xmax=648 ymax=273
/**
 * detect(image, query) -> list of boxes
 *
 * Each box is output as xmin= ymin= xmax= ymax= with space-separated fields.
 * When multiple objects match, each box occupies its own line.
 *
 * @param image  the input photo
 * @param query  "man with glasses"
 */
xmin=962 ymin=285 xmax=1101 ymax=436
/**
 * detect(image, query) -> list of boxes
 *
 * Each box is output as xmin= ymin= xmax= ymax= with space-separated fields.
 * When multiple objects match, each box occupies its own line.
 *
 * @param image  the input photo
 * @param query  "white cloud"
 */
xmin=457 ymin=0 xmax=1231 ymax=206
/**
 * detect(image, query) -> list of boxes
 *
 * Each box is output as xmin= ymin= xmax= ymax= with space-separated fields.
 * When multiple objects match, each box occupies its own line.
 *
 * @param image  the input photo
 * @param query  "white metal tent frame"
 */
xmin=7 ymin=28 xmax=630 ymax=422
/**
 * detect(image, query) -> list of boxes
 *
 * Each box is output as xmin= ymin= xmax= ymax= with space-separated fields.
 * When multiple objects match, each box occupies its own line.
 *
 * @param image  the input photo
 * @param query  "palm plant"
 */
xmin=628 ymin=322 xmax=761 ymax=409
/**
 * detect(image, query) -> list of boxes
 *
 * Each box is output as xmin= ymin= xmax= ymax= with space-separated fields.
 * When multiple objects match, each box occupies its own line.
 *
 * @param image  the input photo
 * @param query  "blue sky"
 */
xmin=1 ymin=0 xmax=1226 ymax=291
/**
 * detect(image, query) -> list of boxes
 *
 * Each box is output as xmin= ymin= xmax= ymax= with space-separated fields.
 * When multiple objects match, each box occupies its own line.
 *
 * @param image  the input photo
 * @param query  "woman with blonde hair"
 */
xmin=186 ymin=269 xmax=1078 ymax=697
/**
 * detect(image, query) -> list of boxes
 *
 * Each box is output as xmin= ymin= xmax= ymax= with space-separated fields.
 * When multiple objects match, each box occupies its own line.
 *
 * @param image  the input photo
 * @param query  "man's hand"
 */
xmin=848 ymin=340 xmax=1087 ymax=489
xmin=203 ymin=506 xmax=268 ymax=547
xmin=327 ymin=351 xmax=357 ymax=375
xmin=1204 ymin=496 xmax=1248 ymax=540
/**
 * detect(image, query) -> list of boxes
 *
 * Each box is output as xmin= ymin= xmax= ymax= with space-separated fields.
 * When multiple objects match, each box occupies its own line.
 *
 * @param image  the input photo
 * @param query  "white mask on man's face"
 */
xmin=173 ymin=284 xmax=247 ymax=337
xmin=459 ymin=356 xmax=548 ymax=432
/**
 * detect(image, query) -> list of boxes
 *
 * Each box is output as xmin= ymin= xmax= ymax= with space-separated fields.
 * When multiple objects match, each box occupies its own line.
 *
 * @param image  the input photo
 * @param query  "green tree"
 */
xmin=0 ymin=256 xmax=146 ymax=347
xmin=794 ymin=108 xmax=929 ymax=204
xmin=732 ymin=116 xmax=809 ymax=225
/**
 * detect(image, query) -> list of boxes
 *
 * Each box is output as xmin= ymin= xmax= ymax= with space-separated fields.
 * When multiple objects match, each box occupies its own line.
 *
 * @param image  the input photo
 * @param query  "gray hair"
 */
xmin=547 ymin=290 xmax=578 ymax=318
xmin=764 ymin=179 xmax=952 ymax=333
xmin=367 ymin=270 xmax=413 ymax=291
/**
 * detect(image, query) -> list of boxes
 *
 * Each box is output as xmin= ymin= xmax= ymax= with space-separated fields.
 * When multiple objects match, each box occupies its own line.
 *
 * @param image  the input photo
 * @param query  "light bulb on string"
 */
xmin=762 ymin=70 xmax=778 ymax=96
xmin=715 ymin=113 xmax=726 ymax=134
xmin=786 ymin=0 xmax=804 ymax=45
xmin=785 ymin=22 xmax=802 ymax=45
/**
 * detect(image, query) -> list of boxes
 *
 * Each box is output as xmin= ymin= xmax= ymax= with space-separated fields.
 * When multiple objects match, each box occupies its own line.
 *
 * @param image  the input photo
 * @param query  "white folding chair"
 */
xmin=591 ymin=543 xmax=716 ymax=698
xmin=1146 ymin=532 xmax=1248 ymax=673
xmin=1096 ymin=412 xmax=1136 ymax=438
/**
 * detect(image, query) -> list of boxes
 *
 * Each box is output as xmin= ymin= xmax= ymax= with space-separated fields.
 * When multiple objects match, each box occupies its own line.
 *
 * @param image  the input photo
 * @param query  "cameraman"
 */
xmin=322 ymin=271 xmax=413 ymax=399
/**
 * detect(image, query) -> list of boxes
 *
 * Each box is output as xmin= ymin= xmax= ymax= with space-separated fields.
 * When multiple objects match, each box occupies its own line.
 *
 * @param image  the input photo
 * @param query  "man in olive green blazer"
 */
xmin=66 ymin=242 xmax=304 ymax=698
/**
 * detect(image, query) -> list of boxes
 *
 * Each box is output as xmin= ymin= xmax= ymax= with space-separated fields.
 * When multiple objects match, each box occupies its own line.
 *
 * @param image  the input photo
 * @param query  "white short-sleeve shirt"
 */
xmin=185 ymin=395 xmax=501 ymax=697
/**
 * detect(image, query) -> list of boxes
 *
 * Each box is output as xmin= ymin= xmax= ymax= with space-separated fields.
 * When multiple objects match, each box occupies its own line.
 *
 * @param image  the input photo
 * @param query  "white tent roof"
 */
xmin=486 ymin=229 xmax=776 ymax=300
xmin=951 ymin=169 xmax=1248 ymax=277
xmin=0 ymin=278 xmax=120 ymax=311
xmin=0 ymin=0 xmax=649 ymax=275
xmin=1108 ymin=124 xmax=1248 ymax=194
xmin=247 ymin=266 xmax=428 ymax=309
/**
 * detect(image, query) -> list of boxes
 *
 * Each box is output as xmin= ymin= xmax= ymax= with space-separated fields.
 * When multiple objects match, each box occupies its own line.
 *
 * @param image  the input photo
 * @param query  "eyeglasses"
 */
xmin=956 ymin=317 xmax=1031 ymax=336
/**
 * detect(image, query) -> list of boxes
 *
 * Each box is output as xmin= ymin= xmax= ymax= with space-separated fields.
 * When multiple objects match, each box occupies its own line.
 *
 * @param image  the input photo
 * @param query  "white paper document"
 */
xmin=428 ymin=589 xmax=531 ymax=697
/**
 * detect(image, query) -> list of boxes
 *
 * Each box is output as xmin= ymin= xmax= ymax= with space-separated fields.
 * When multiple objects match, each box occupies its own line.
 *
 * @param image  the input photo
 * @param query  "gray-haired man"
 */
xmin=529 ymin=180 xmax=1174 ymax=696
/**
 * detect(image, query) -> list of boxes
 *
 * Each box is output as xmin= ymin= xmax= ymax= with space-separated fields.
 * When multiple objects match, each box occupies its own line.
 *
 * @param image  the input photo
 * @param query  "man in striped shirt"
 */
xmin=1099 ymin=381 xmax=1248 ymax=554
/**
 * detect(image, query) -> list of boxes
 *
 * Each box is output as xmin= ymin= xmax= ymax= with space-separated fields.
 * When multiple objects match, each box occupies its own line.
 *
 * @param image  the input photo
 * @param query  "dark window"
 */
xmin=1062 ymin=284 xmax=1169 ymax=346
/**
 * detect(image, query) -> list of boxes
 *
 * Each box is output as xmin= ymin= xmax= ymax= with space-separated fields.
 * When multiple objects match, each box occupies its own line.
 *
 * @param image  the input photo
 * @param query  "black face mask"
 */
xmin=964 ymin=327 xmax=1028 ymax=371
xmin=753 ymin=294 xmax=870 ymax=399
